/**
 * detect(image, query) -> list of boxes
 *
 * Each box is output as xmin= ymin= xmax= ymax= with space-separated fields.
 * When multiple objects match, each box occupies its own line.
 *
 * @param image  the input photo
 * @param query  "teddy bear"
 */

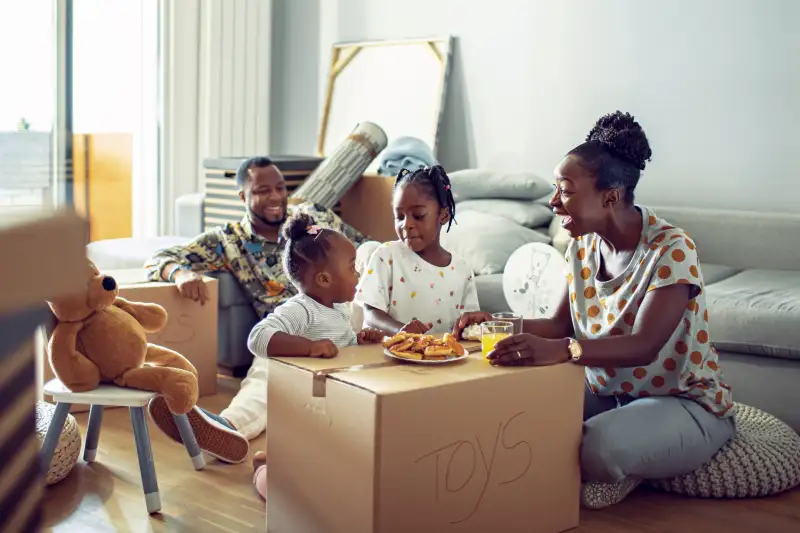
xmin=46 ymin=260 xmax=199 ymax=415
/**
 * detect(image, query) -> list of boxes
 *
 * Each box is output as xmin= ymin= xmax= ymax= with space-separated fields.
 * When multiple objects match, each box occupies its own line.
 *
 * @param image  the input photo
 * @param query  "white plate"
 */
xmin=383 ymin=347 xmax=471 ymax=364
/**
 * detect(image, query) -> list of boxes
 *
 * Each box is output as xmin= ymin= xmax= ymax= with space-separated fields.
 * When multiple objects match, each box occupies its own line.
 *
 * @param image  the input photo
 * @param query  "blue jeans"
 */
xmin=581 ymin=385 xmax=735 ymax=482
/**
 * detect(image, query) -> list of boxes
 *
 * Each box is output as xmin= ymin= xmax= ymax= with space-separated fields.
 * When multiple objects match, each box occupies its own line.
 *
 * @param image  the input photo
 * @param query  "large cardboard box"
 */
xmin=267 ymin=344 xmax=585 ymax=533
xmin=110 ymin=269 xmax=219 ymax=397
xmin=43 ymin=269 xmax=219 ymax=409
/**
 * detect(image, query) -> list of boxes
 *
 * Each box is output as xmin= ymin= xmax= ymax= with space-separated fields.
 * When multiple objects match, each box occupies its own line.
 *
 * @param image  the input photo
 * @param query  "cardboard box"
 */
xmin=339 ymin=173 xmax=396 ymax=241
xmin=267 ymin=344 xmax=585 ymax=533
xmin=43 ymin=269 xmax=219 ymax=409
xmin=0 ymin=209 xmax=89 ymax=315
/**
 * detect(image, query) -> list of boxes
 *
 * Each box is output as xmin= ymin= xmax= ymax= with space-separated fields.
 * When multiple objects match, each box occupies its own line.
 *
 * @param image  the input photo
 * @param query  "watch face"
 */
xmin=569 ymin=339 xmax=581 ymax=358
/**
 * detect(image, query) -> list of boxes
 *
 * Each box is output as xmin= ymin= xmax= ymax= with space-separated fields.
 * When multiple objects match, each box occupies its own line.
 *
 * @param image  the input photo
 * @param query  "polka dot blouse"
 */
xmin=565 ymin=205 xmax=734 ymax=418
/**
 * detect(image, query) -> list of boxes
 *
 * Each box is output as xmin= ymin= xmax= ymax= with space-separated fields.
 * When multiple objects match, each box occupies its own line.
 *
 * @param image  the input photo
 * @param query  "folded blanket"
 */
xmin=377 ymin=136 xmax=438 ymax=176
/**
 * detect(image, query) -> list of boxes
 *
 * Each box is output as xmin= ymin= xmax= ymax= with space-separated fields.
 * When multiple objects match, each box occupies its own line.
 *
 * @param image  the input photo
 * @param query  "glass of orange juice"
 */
xmin=481 ymin=321 xmax=514 ymax=358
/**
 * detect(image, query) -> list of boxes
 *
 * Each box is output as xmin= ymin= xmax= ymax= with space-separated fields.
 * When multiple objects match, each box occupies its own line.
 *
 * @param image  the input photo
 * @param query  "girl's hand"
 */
xmin=308 ymin=339 xmax=338 ymax=358
xmin=357 ymin=327 xmax=385 ymax=345
xmin=400 ymin=319 xmax=432 ymax=334
xmin=452 ymin=311 xmax=493 ymax=339
xmin=486 ymin=334 xmax=569 ymax=366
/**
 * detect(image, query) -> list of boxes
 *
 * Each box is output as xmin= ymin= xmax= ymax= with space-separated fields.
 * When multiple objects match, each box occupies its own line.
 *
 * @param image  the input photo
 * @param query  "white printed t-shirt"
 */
xmin=356 ymin=241 xmax=480 ymax=334
xmin=566 ymin=205 xmax=734 ymax=418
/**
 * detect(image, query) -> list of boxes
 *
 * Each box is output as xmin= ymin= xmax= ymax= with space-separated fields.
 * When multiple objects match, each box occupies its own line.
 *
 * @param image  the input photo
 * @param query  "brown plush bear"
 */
xmin=47 ymin=260 xmax=198 ymax=415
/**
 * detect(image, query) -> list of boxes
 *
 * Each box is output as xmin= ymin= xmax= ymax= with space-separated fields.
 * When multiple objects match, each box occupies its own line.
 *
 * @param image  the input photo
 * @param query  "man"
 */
xmin=144 ymin=156 xmax=367 ymax=463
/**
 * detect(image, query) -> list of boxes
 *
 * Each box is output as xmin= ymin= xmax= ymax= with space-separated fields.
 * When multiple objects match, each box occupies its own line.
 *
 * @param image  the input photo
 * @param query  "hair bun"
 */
xmin=586 ymin=111 xmax=652 ymax=171
xmin=282 ymin=212 xmax=316 ymax=242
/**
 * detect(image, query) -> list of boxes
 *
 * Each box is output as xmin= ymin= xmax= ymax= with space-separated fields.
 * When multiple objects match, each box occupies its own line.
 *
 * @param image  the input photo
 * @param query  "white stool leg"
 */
xmin=173 ymin=413 xmax=205 ymax=470
xmin=40 ymin=403 xmax=71 ymax=473
xmin=130 ymin=407 xmax=161 ymax=514
xmin=83 ymin=405 xmax=103 ymax=462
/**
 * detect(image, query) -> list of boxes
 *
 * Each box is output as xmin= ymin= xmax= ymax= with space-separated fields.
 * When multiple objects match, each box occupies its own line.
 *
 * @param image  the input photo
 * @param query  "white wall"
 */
xmin=273 ymin=0 xmax=800 ymax=214
xmin=270 ymin=0 xmax=321 ymax=155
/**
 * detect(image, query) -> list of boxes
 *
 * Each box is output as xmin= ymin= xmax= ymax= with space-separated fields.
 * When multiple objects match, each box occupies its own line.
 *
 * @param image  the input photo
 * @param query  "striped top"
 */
xmin=247 ymin=294 xmax=358 ymax=357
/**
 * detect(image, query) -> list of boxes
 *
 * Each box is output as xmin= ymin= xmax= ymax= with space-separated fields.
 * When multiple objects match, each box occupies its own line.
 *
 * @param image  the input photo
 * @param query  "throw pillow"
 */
xmin=649 ymin=403 xmax=800 ymax=498
xmin=442 ymin=211 xmax=551 ymax=276
xmin=458 ymin=199 xmax=555 ymax=228
xmin=502 ymin=243 xmax=567 ymax=319
xmin=450 ymin=169 xmax=553 ymax=202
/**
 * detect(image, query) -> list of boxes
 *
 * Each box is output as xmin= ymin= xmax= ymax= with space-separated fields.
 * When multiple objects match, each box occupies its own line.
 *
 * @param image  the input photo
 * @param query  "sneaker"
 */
xmin=147 ymin=396 xmax=249 ymax=464
xmin=581 ymin=477 xmax=642 ymax=510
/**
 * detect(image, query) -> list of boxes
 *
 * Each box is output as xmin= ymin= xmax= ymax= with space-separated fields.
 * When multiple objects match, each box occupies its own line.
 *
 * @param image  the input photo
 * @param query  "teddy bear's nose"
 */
xmin=102 ymin=276 xmax=117 ymax=291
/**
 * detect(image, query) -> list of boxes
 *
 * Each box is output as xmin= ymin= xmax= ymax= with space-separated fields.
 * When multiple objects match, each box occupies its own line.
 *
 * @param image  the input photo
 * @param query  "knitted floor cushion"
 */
xmin=35 ymin=401 xmax=82 ymax=486
xmin=650 ymin=403 xmax=800 ymax=498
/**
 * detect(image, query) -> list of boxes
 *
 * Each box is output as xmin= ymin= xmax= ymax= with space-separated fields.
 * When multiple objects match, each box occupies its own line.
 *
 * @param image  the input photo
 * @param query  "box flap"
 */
xmin=0 ymin=209 xmax=89 ymax=314
xmin=273 ymin=342 xmax=565 ymax=397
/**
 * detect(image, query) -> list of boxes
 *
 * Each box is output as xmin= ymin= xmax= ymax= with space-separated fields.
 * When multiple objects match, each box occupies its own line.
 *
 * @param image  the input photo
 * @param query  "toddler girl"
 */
xmin=247 ymin=212 xmax=384 ymax=499
xmin=356 ymin=165 xmax=482 ymax=335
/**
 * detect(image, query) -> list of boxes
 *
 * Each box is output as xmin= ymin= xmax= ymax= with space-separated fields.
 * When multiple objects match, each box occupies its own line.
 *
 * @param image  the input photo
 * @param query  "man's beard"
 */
xmin=248 ymin=206 xmax=286 ymax=227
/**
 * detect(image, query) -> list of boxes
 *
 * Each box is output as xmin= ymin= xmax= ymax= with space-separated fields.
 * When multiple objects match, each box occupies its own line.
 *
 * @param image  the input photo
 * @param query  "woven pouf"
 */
xmin=35 ymin=401 xmax=82 ymax=486
xmin=650 ymin=403 xmax=800 ymax=498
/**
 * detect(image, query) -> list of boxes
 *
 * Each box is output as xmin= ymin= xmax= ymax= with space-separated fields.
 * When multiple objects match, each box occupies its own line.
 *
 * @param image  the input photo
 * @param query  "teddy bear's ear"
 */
xmin=48 ymin=292 xmax=93 ymax=322
xmin=87 ymin=259 xmax=100 ymax=276
xmin=48 ymin=260 xmax=97 ymax=322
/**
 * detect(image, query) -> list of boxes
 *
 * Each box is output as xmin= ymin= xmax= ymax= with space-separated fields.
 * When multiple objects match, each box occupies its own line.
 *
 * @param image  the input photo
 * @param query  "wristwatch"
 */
xmin=566 ymin=337 xmax=583 ymax=362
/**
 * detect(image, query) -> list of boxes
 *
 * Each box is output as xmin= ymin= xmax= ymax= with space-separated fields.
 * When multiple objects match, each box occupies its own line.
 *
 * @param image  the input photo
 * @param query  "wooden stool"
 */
xmin=40 ymin=379 xmax=205 ymax=514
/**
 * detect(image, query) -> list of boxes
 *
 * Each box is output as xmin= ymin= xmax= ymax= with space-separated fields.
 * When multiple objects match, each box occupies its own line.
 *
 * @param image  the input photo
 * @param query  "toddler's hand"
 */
xmin=357 ymin=327 xmax=385 ymax=345
xmin=308 ymin=339 xmax=338 ymax=358
xmin=400 ymin=319 xmax=433 ymax=334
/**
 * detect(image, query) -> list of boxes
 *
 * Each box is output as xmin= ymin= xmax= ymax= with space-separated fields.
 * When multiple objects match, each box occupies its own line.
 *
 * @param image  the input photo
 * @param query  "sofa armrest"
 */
xmin=174 ymin=193 xmax=205 ymax=238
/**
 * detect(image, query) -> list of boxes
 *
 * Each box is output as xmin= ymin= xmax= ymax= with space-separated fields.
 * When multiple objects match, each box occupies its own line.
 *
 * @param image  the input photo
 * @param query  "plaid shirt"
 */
xmin=145 ymin=203 xmax=366 ymax=318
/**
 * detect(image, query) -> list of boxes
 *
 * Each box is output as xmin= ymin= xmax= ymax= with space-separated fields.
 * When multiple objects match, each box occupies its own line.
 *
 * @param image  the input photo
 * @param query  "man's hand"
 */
xmin=357 ymin=327 xmax=386 ymax=345
xmin=452 ymin=311 xmax=493 ymax=339
xmin=308 ymin=339 xmax=338 ymax=358
xmin=174 ymin=270 xmax=210 ymax=305
xmin=400 ymin=319 xmax=432 ymax=334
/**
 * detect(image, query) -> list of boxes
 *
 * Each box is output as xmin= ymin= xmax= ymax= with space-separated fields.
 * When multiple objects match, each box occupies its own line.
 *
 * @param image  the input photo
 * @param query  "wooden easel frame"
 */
xmin=316 ymin=36 xmax=454 ymax=158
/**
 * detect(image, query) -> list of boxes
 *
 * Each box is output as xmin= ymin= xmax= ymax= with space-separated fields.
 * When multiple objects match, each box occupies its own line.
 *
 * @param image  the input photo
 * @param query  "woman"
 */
xmin=455 ymin=111 xmax=735 ymax=509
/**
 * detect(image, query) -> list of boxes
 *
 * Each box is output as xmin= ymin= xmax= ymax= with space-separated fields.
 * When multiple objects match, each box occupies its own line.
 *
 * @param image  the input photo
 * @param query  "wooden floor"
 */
xmin=42 ymin=375 xmax=800 ymax=533
xmin=42 ymin=375 xmax=267 ymax=533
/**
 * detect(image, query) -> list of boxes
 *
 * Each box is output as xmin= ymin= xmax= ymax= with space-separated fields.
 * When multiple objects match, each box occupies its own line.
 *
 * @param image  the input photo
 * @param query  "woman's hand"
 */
xmin=486 ymin=333 xmax=570 ymax=366
xmin=400 ymin=319 xmax=432 ymax=334
xmin=452 ymin=311 xmax=493 ymax=339
xmin=357 ymin=327 xmax=386 ymax=345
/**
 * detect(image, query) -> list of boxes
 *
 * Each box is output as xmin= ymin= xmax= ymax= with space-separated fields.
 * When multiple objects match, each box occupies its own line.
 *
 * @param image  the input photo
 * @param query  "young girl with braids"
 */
xmin=246 ymin=212 xmax=385 ymax=500
xmin=356 ymin=165 xmax=483 ymax=335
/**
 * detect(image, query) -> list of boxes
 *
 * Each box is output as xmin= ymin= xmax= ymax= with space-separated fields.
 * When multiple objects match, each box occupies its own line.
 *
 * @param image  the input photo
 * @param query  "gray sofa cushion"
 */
xmin=209 ymin=271 xmax=253 ymax=309
xmin=475 ymin=274 xmax=508 ymax=314
xmin=441 ymin=211 xmax=550 ymax=275
xmin=706 ymin=269 xmax=800 ymax=360
xmin=702 ymin=264 xmax=741 ymax=285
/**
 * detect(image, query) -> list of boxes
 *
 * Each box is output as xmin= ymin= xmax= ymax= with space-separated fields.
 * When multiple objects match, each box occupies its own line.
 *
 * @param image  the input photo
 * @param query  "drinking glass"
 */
xmin=492 ymin=312 xmax=523 ymax=334
xmin=481 ymin=321 xmax=514 ymax=359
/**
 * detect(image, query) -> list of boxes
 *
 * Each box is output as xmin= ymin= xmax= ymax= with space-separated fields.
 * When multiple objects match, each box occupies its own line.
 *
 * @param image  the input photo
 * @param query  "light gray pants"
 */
xmin=581 ymin=385 xmax=735 ymax=482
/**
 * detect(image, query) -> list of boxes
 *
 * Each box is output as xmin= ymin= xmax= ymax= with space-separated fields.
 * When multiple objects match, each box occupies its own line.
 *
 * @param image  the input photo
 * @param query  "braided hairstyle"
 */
xmin=568 ymin=111 xmax=652 ymax=204
xmin=282 ymin=212 xmax=336 ymax=286
xmin=393 ymin=165 xmax=457 ymax=231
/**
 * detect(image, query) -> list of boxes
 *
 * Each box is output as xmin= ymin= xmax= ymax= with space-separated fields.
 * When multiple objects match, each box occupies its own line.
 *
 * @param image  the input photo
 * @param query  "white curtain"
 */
xmin=160 ymin=0 xmax=273 ymax=235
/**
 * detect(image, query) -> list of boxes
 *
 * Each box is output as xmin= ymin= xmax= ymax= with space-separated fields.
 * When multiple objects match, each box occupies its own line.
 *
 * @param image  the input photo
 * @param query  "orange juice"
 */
xmin=482 ymin=332 xmax=510 ymax=358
